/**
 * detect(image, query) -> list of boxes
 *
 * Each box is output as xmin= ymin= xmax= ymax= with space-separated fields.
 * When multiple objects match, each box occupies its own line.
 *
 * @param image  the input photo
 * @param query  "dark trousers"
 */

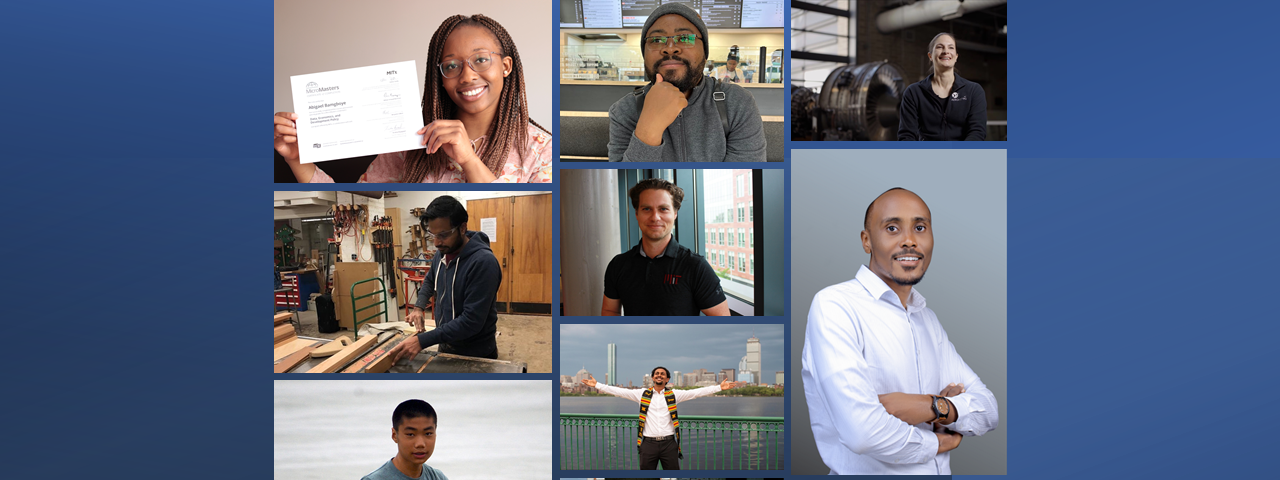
xmin=638 ymin=436 xmax=680 ymax=470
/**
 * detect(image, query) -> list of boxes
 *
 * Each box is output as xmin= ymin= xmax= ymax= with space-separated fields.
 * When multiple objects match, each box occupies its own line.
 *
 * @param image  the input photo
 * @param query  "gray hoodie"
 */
xmin=607 ymin=75 xmax=765 ymax=162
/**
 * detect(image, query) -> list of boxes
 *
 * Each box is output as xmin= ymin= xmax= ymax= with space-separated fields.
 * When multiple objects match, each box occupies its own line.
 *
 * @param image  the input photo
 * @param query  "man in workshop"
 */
xmin=602 ymin=178 xmax=729 ymax=316
xmin=583 ymin=367 xmax=743 ymax=470
xmin=389 ymin=195 xmax=502 ymax=363
xmin=362 ymin=399 xmax=448 ymax=480
xmin=607 ymin=2 xmax=765 ymax=162
xmin=801 ymin=187 xmax=999 ymax=475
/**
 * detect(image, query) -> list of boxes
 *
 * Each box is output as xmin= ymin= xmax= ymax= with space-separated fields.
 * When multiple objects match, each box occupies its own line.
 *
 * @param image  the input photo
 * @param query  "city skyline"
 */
xmin=559 ymin=324 xmax=784 ymax=386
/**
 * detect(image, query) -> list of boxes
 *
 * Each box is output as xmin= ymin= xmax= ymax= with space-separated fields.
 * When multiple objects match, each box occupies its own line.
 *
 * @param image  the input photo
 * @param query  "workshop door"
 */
xmin=465 ymin=194 xmax=552 ymax=314
xmin=510 ymin=194 xmax=552 ymax=313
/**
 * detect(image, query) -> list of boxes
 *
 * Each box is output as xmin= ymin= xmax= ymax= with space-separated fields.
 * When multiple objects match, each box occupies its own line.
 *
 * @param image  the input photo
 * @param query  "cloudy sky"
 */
xmin=558 ymin=323 xmax=784 ymax=385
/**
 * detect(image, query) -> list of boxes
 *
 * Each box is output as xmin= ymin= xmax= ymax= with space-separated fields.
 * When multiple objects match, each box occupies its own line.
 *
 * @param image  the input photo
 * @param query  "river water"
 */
xmin=560 ymin=396 xmax=785 ymax=470
xmin=561 ymin=395 xmax=784 ymax=416
xmin=275 ymin=380 xmax=551 ymax=480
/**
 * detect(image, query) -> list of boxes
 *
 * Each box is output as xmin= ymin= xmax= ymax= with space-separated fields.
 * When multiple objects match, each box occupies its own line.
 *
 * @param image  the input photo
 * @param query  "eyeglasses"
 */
xmin=644 ymin=34 xmax=700 ymax=50
xmin=425 ymin=226 xmax=458 ymax=242
xmin=438 ymin=51 xmax=504 ymax=79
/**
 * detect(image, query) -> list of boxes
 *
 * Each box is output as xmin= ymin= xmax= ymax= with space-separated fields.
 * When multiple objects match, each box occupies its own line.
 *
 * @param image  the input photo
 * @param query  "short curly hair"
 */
xmin=628 ymin=178 xmax=685 ymax=211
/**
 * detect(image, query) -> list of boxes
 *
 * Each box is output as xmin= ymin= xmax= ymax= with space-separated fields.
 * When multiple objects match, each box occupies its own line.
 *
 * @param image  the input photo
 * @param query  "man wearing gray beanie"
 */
xmin=606 ymin=2 xmax=765 ymax=162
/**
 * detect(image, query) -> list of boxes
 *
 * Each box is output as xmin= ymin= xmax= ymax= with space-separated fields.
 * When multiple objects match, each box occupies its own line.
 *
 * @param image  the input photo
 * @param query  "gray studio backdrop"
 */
xmin=789 ymin=149 xmax=1007 ymax=475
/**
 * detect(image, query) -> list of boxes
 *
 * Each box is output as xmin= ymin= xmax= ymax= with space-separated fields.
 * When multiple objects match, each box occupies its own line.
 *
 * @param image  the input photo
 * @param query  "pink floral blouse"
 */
xmin=310 ymin=123 xmax=552 ymax=183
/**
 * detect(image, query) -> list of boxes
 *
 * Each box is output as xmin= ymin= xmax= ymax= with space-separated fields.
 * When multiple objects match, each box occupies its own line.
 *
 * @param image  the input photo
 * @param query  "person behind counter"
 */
xmin=606 ymin=2 xmax=765 ymax=162
xmin=721 ymin=49 xmax=749 ymax=84
xmin=274 ymin=14 xmax=551 ymax=182
xmin=897 ymin=33 xmax=988 ymax=141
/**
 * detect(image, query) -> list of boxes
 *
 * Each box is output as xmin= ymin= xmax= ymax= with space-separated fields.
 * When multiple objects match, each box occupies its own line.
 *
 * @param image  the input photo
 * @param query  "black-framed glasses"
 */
xmin=425 ymin=226 xmax=458 ymax=242
xmin=644 ymin=34 xmax=700 ymax=50
xmin=438 ymin=51 xmax=504 ymax=79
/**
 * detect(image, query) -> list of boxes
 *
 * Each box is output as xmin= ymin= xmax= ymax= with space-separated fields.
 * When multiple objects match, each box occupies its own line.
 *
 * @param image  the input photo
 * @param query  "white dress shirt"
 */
xmin=594 ymin=384 xmax=722 ymax=437
xmin=802 ymin=265 xmax=999 ymax=475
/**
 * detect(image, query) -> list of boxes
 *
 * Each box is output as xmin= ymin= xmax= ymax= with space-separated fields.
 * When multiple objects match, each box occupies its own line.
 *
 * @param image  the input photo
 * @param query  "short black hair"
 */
xmin=629 ymin=179 xmax=685 ymax=211
xmin=392 ymin=399 xmax=438 ymax=430
xmin=422 ymin=195 xmax=468 ymax=230
xmin=863 ymin=187 xmax=909 ymax=232
xmin=651 ymin=366 xmax=670 ymax=378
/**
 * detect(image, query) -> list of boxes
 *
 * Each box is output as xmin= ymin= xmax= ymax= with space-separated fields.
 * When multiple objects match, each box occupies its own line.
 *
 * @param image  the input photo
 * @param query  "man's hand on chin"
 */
xmin=635 ymin=73 xmax=688 ymax=146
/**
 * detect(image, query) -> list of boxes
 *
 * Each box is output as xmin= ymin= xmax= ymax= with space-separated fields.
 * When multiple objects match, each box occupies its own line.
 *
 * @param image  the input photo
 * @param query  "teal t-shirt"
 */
xmin=361 ymin=459 xmax=448 ymax=480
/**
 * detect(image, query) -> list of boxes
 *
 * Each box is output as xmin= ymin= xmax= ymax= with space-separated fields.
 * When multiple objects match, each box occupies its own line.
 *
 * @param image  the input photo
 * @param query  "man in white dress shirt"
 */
xmin=802 ymin=187 xmax=999 ymax=475
xmin=583 ymin=367 xmax=743 ymax=470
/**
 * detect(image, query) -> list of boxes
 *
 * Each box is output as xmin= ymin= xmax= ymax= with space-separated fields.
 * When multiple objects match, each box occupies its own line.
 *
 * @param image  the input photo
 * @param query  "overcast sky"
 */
xmin=558 ymin=324 xmax=784 ymax=385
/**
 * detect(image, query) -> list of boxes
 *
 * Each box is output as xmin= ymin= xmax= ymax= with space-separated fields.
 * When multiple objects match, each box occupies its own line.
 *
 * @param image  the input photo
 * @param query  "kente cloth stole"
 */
xmin=637 ymin=388 xmax=682 ymax=458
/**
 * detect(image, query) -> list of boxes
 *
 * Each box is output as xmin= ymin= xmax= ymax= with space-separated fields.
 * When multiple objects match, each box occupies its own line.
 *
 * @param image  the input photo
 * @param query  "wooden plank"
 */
xmin=344 ymin=334 xmax=413 ymax=373
xmin=274 ymin=312 xmax=293 ymax=325
xmin=309 ymin=336 xmax=352 ymax=358
xmin=273 ymin=338 xmax=318 ymax=361
xmin=274 ymin=345 xmax=319 ymax=373
xmin=274 ymin=324 xmax=296 ymax=346
xmin=305 ymin=335 xmax=378 ymax=373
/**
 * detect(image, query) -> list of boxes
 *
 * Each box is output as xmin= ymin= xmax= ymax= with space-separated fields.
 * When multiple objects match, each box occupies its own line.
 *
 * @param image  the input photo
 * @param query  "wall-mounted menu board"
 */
xmin=561 ymin=0 xmax=785 ymax=29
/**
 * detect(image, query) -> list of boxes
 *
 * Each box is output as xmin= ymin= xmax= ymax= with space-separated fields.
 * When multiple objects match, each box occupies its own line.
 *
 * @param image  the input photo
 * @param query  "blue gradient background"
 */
xmin=4 ymin=1 xmax=1279 ymax=479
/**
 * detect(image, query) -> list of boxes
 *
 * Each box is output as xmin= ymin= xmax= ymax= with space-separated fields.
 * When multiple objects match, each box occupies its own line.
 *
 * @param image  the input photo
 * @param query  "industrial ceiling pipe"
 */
xmin=876 ymin=0 xmax=1007 ymax=33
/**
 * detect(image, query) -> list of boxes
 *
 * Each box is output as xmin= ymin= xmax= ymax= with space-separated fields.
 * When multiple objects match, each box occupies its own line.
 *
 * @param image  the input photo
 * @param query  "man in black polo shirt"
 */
xmin=602 ymin=178 xmax=729 ymax=316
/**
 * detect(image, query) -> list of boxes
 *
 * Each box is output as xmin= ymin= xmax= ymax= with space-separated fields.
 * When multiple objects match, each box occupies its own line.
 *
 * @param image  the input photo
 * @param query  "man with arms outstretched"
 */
xmin=584 ymin=367 xmax=743 ymax=470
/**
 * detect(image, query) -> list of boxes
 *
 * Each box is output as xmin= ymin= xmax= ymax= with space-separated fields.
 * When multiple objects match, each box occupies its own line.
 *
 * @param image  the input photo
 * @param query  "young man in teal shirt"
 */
xmin=362 ymin=400 xmax=449 ymax=480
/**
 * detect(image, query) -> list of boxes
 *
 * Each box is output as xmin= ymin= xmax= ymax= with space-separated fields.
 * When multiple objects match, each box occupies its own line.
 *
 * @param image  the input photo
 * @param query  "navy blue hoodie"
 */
xmin=413 ymin=231 xmax=501 ymax=359
xmin=897 ymin=73 xmax=987 ymax=141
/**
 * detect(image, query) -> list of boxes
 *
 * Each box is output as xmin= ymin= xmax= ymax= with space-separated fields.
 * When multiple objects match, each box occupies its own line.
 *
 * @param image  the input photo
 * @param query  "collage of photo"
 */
xmin=272 ymin=1 xmax=1007 ymax=478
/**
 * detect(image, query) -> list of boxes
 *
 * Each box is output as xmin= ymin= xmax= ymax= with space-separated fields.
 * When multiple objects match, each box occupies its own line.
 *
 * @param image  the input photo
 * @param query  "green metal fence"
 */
xmin=559 ymin=413 xmax=784 ymax=470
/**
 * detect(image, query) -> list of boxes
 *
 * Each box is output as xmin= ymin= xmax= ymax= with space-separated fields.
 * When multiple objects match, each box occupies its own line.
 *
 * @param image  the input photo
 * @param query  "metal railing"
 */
xmin=559 ymin=413 xmax=784 ymax=470
xmin=349 ymin=277 xmax=387 ymax=339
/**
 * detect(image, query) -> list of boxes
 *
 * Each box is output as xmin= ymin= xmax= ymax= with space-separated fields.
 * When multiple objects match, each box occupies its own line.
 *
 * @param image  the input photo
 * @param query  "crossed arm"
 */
xmin=876 ymin=386 xmax=965 ymax=454
xmin=803 ymin=292 xmax=998 ymax=464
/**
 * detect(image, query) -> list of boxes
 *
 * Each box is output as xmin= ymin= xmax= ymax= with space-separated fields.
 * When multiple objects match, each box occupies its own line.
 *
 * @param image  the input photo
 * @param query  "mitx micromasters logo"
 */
xmin=305 ymin=81 xmax=339 ymax=94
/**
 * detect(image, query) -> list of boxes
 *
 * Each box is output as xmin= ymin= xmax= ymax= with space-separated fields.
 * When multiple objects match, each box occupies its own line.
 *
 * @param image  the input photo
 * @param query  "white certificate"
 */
xmin=290 ymin=61 xmax=425 ymax=164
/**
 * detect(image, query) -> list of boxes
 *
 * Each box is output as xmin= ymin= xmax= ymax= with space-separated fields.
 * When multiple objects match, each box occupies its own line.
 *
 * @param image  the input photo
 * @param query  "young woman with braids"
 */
xmin=274 ymin=15 xmax=552 ymax=183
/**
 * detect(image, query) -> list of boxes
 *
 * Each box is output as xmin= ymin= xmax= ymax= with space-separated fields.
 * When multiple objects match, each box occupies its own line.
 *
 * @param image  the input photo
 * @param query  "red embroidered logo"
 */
xmin=664 ymin=274 xmax=682 ymax=285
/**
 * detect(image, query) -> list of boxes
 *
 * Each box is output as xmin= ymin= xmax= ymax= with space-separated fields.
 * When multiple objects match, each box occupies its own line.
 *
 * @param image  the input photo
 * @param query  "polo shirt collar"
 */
xmin=638 ymin=236 xmax=681 ymax=259
xmin=855 ymin=264 xmax=927 ymax=313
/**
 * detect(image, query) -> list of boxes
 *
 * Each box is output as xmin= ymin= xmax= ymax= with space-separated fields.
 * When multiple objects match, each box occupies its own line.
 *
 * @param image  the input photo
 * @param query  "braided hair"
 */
xmin=403 ymin=15 xmax=545 ymax=183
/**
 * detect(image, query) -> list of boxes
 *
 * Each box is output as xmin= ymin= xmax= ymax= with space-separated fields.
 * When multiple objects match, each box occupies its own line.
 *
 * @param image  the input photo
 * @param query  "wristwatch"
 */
xmin=931 ymin=395 xmax=951 ymax=423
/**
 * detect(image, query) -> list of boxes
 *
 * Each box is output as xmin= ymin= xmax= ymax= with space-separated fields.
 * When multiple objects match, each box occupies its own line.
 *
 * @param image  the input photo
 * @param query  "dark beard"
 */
xmin=646 ymin=56 xmax=704 ymax=93
xmin=890 ymin=272 xmax=925 ymax=286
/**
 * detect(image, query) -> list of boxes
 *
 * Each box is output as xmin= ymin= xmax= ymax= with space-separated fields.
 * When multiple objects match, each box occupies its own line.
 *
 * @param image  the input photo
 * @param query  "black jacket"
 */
xmin=897 ymin=73 xmax=987 ymax=141
xmin=414 ymin=231 xmax=502 ymax=358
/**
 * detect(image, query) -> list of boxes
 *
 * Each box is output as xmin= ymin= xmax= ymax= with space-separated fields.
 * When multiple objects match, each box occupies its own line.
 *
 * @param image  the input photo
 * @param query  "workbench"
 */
xmin=279 ymin=334 xmax=527 ymax=373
